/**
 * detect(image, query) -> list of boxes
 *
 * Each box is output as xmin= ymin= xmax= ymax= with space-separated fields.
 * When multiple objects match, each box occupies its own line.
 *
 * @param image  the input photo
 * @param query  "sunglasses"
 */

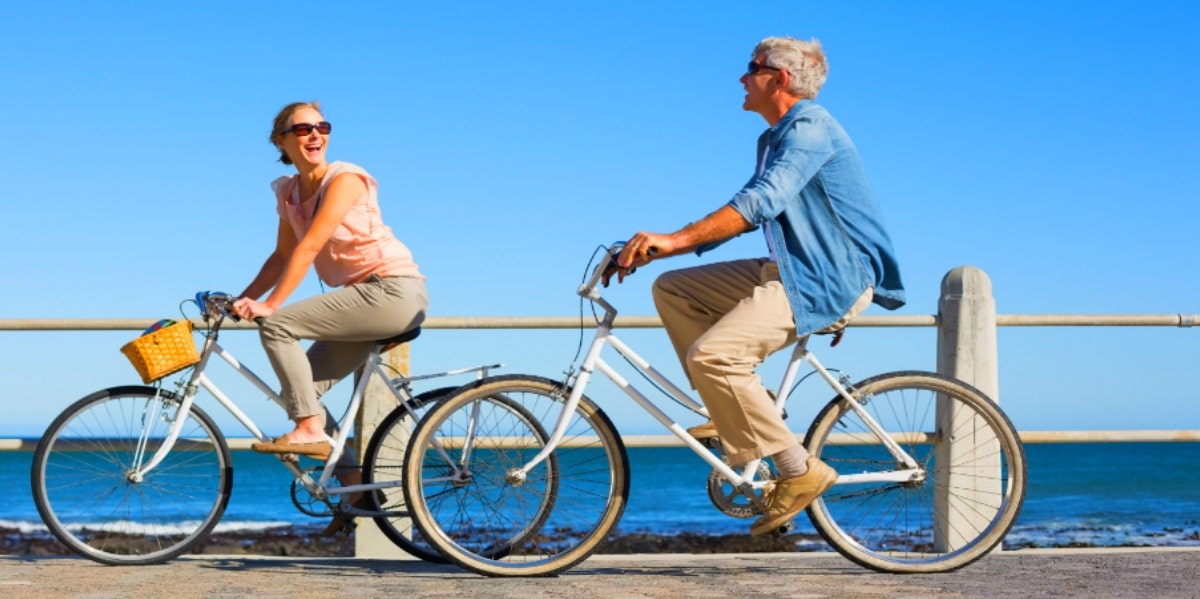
xmin=746 ymin=61 xmax=782 ymax=75
xmin=283 ymin=121 xmax=332 ymax=136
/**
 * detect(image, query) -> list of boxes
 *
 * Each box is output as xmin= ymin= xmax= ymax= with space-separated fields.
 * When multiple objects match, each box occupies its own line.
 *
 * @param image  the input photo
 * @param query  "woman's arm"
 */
xmin=238 ymin=218 xmax=297 ymax=300
xmin=236 ymin=172 xmax=367 ymax=318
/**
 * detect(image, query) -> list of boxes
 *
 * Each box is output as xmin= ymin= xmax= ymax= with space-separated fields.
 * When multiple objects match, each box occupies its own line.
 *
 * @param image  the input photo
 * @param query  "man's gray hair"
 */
xmin=754 ymin=37 xmax=828 ymax=99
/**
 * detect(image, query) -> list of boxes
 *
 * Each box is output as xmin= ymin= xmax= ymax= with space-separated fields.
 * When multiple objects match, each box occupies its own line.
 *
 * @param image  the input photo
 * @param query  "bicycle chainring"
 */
xmin=707 ymin=459 xmax=775 ymax=519
xmin=291 ymin=466 xmax=336 ymax=517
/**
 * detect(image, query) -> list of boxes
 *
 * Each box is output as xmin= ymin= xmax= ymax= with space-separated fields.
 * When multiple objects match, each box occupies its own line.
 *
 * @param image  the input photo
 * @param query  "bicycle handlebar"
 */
xmin=194 ymin=291 xmax=238 ymax=321
xmin=579 ymin=242 xmax=661 ymax=299
xmin=578 ymin=243 xmax=626 ymax=299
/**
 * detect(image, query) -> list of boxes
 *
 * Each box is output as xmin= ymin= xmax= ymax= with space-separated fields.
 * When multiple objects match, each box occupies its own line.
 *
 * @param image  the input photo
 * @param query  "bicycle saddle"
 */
xmin=379 ymin=327 xmax=421 ymax=352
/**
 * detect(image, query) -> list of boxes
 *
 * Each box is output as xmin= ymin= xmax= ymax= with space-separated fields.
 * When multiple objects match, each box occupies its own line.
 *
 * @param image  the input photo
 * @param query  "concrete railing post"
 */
xmin=353 ymin=341 xmax=415 ymax=559
xmin=936 ymin=266 xmax=1002 ymax=551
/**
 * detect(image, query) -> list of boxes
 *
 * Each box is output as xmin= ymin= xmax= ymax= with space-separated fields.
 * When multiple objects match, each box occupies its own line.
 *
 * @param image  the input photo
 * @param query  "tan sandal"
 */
xmin=250 ymin=437 xmax=332 ymax=461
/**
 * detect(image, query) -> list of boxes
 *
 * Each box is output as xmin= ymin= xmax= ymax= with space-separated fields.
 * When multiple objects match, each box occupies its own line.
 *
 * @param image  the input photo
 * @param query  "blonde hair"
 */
xmin=754 ymin=37 xmax=828 ymax=99
xmin=269 ymin=101 xmax=322 ymax=165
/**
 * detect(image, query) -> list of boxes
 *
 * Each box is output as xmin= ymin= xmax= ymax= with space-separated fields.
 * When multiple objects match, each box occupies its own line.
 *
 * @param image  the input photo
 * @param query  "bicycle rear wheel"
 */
xmin=803 ymin=371 xmax=1027 ymax=573
xmin=31 ymin=386 xmax=232 ymax=565
xmin=403 ymin=375 xmax=629 ymax=577
xmin=361 ymin=387 xmax=455 ymax=563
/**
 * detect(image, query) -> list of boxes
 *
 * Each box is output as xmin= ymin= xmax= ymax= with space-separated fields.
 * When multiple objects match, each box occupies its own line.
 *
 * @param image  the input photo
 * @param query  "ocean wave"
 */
xmin=1005 ymin=521 xmax=1200 ymax=548
xmin=0 ymin=519 xmax=296 ymax=537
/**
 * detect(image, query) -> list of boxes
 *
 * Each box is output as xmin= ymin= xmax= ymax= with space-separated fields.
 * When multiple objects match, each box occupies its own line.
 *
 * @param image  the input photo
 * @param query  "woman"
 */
xmin=233 ymin=101 xmax=427 ymax=533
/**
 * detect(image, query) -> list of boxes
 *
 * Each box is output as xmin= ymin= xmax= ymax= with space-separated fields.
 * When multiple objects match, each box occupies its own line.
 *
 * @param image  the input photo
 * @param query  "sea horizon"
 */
xmin=5 ymin=441 xmax=1199 ymax=550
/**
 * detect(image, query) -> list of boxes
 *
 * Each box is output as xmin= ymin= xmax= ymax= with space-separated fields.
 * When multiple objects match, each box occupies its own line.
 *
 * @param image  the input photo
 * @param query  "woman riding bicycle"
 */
xmin=232 ymin=101 xmax=428 ymax=533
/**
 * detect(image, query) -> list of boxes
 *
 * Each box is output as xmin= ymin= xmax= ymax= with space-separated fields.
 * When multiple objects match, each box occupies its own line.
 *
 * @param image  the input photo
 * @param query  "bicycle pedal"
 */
xmin=775 ymin=520 xmax=796 ymax=536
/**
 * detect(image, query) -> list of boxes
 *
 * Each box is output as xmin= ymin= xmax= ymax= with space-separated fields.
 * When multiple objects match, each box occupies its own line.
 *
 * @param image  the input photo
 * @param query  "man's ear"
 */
xmin=775 ymin=68 xmax=791 ymax=90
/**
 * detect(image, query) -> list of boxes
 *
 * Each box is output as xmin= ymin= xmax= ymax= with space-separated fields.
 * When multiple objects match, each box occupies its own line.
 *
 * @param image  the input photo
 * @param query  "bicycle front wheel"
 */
xmin=403 ymin=375 xmax=629 ymax=577
xmin=31 ymin=386 xmax=232 ymax=565
xmin=804 ymin=371 xmax=1027 ymax=573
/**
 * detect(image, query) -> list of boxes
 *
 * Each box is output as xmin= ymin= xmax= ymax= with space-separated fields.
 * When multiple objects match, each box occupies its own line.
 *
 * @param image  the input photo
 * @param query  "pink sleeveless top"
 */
xmin=273 ymin=161 xmax=423 ymax=287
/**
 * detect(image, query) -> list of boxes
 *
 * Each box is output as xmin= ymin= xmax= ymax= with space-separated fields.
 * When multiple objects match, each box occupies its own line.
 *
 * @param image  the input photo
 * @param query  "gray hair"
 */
xmin=754 ymin=37 xmax=828 ymax=99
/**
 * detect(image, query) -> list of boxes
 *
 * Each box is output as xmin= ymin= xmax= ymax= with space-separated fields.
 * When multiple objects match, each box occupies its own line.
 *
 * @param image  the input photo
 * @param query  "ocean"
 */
xmin=4 ymin=442 xmax=1198 ymax=548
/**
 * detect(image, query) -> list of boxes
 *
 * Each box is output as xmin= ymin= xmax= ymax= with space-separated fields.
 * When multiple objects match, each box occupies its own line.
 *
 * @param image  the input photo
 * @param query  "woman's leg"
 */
xmin=257 ymin=275 xmax=428 ymax=444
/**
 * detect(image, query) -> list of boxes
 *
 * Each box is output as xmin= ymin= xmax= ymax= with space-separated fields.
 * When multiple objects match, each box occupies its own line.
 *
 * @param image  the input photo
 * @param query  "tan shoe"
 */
xmin=686 ymin=420 xmax=718 ymax=440
xmin=250 ymin=437 xmax=332 ymax=462
xmin=749 ymin=456 xmax=837 ymax=536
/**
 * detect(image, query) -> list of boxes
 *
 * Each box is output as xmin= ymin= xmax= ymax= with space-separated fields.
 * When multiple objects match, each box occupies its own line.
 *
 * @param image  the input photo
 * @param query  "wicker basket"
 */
xmin=120 ymin=320 xmax=201 ymax=383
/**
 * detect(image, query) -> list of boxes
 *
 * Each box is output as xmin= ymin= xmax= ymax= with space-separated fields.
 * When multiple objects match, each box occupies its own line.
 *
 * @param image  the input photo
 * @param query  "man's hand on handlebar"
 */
xmin=602 ymin=232 xmax=669 ymax=287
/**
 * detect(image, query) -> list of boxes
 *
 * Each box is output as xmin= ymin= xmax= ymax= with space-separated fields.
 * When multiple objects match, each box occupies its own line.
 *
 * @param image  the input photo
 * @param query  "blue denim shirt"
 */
xmin=698 ymin=100 xmax=905 ymax=335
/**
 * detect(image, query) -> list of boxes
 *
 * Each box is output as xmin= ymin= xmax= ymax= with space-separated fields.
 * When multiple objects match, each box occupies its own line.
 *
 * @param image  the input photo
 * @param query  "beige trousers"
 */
xmin=259 ymin=274 xmax=428 ymax=421
xmin=652 ymin=259 xmax=870 ymax=464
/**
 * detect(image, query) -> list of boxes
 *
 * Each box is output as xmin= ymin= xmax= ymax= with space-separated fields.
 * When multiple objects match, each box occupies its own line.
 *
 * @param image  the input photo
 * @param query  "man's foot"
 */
xmin=749 ymin=456 xmax=837 ymax=536
xmin=686 ymin=421 xmax=718 ymax=440
xmin=250 ymin=437 xmax=332 ymax=461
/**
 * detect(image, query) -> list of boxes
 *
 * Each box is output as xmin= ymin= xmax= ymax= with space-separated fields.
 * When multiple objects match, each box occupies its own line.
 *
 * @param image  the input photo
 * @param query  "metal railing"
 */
xmin=4 ymin=308 xmax=1199 ymax=450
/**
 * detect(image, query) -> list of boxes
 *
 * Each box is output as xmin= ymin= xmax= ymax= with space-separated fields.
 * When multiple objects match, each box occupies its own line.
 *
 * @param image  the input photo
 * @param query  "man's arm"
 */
xmin=607 ymin=205 xmax=752 ymax=284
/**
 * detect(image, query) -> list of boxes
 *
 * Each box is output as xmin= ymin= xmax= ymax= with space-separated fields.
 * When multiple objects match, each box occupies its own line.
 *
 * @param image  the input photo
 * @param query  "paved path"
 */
xmin=2 ymin=548 xmax=1198 ymax=598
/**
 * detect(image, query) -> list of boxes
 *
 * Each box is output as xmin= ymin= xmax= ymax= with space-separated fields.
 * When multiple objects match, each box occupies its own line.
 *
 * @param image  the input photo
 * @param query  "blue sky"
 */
xmin=2 ymin=1 xmax=1198 ymax=438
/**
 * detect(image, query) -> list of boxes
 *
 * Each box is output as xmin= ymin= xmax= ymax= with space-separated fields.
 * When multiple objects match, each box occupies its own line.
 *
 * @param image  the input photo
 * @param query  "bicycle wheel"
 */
xmin=403 ymin=375 xmax=629 ymax=577
xmin=31 ymin=386 xmax=232 ymax=565
xmin=361 ymin=386 xmax=455 ymax=563
xmin=803 ymin=371 xmax=1027 ymax=573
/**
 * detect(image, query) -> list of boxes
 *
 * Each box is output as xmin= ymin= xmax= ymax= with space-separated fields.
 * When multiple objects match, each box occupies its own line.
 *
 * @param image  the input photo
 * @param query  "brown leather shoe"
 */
xmin=749 ymin=456 xmax=838 ymax=536
xmin=250 ymin=437 xmax=332 ymax=462
xmin=686 ymin=421 xmax=718 ymax=440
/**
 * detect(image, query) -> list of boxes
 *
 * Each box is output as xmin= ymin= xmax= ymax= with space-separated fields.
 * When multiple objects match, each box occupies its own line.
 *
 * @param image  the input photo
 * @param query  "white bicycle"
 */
xmin=400 ymin=244 xmax=1028 ymax=576
xmin=30 ymin=291 xmax=513 ymax=565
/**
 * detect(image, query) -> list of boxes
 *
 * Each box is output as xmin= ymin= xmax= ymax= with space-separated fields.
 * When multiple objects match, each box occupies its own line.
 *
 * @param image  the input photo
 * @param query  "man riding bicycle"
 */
xmin=608 ymin=36 xmax=905 ymax=536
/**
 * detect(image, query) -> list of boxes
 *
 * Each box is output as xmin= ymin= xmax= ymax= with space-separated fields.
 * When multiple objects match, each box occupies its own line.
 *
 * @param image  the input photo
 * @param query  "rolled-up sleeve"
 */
xmin=727 ymin=120 xmax=834 ymax=225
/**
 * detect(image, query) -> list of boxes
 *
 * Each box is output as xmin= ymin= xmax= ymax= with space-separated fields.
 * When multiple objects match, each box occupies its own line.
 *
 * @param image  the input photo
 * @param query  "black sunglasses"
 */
xmin=746 ymin=61 xmax=782 ymax=75
xmin=284 ymin=121 xmax=332 ymax=136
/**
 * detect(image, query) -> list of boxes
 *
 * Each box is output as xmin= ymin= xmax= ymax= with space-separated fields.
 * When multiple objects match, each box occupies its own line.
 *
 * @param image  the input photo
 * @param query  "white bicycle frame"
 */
xmin=511 ymin=248 xmax=923 ymax=498
xmin=130 ymin=310 xmax=499 ymax=503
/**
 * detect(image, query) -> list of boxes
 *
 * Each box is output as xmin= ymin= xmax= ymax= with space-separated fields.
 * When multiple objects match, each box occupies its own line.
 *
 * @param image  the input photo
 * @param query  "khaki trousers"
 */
xmin=653 ymin=259 xmax=872 ymax=464
xmin=259 ymin=274 xmax=428 ymax=421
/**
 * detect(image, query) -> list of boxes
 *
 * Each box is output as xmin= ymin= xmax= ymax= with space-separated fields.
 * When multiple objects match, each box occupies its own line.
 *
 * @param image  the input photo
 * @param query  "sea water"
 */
xmin=4 ymin=442 xmax=1198 ymax=548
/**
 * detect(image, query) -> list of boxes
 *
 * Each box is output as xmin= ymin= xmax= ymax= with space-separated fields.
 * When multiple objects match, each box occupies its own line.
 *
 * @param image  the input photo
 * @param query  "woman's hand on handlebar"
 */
xmin=232 ymin=297 xmax=276 ymax=321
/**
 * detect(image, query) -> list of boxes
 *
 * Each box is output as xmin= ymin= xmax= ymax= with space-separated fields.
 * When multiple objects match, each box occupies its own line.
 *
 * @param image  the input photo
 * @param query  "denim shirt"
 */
xmin=698 ymin=100 xmax=906 ymax=335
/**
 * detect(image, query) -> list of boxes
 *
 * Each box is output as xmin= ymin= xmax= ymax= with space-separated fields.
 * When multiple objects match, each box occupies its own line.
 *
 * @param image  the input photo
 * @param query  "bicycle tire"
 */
xmin=404 ymin=385 xmax=557 ymax=567
xmin=403 ymin=375 xmax=630 ymax=577
xmin=803 ymin=371 xmax=1027 ymax=573
xmin=361 ymin=386 xmax=456 ymax=563
xmin=31 ymin=386 xmax=232 ymax=565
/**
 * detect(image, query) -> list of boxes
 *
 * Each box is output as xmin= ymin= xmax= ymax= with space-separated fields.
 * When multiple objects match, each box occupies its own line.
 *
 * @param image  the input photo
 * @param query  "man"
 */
xmin=609 ymin=37 xmax=905 ymax=536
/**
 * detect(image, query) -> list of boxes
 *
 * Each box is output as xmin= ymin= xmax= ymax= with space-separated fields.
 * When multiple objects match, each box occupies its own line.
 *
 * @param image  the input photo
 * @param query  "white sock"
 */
xmin=772 ymin=444 xmax=810 ymax=479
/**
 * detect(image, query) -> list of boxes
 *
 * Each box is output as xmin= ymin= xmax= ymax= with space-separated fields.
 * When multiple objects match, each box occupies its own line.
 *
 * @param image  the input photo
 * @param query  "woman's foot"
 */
xmin=250 ymin=415 xmax=332 ymax=460
xmin=321 ymin=470 xmax=378 ymax=537
xmin=250 ymin=436 xmax=332 ymax=461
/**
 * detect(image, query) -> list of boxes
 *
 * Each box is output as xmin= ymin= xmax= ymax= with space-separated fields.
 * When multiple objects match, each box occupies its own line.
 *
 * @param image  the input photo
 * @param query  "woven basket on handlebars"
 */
xmin=120 ymin=320 xmax=201 ymax=384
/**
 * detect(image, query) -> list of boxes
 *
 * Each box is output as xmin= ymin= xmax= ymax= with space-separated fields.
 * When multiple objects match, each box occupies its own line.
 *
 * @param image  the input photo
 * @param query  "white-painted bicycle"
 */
xmin=30 ymin=291 xmax=506 ymax=565
xmin=400 ymin=244 xmax=1027 ymax=576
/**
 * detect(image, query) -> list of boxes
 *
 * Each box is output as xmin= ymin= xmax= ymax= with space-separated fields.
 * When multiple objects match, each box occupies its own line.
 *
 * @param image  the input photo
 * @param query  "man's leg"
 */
xmin=682 ymin=262 xmax=799 ymax=465
xmin=678 ymin=262 xmax=839 ymax=535
xmin=652 ymin=259 xmax=768 ymax=387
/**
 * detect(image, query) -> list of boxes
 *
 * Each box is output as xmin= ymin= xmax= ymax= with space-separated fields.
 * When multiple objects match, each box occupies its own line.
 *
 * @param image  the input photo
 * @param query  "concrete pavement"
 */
xmin=2 ymin=547 xmax=1198 ymax=598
